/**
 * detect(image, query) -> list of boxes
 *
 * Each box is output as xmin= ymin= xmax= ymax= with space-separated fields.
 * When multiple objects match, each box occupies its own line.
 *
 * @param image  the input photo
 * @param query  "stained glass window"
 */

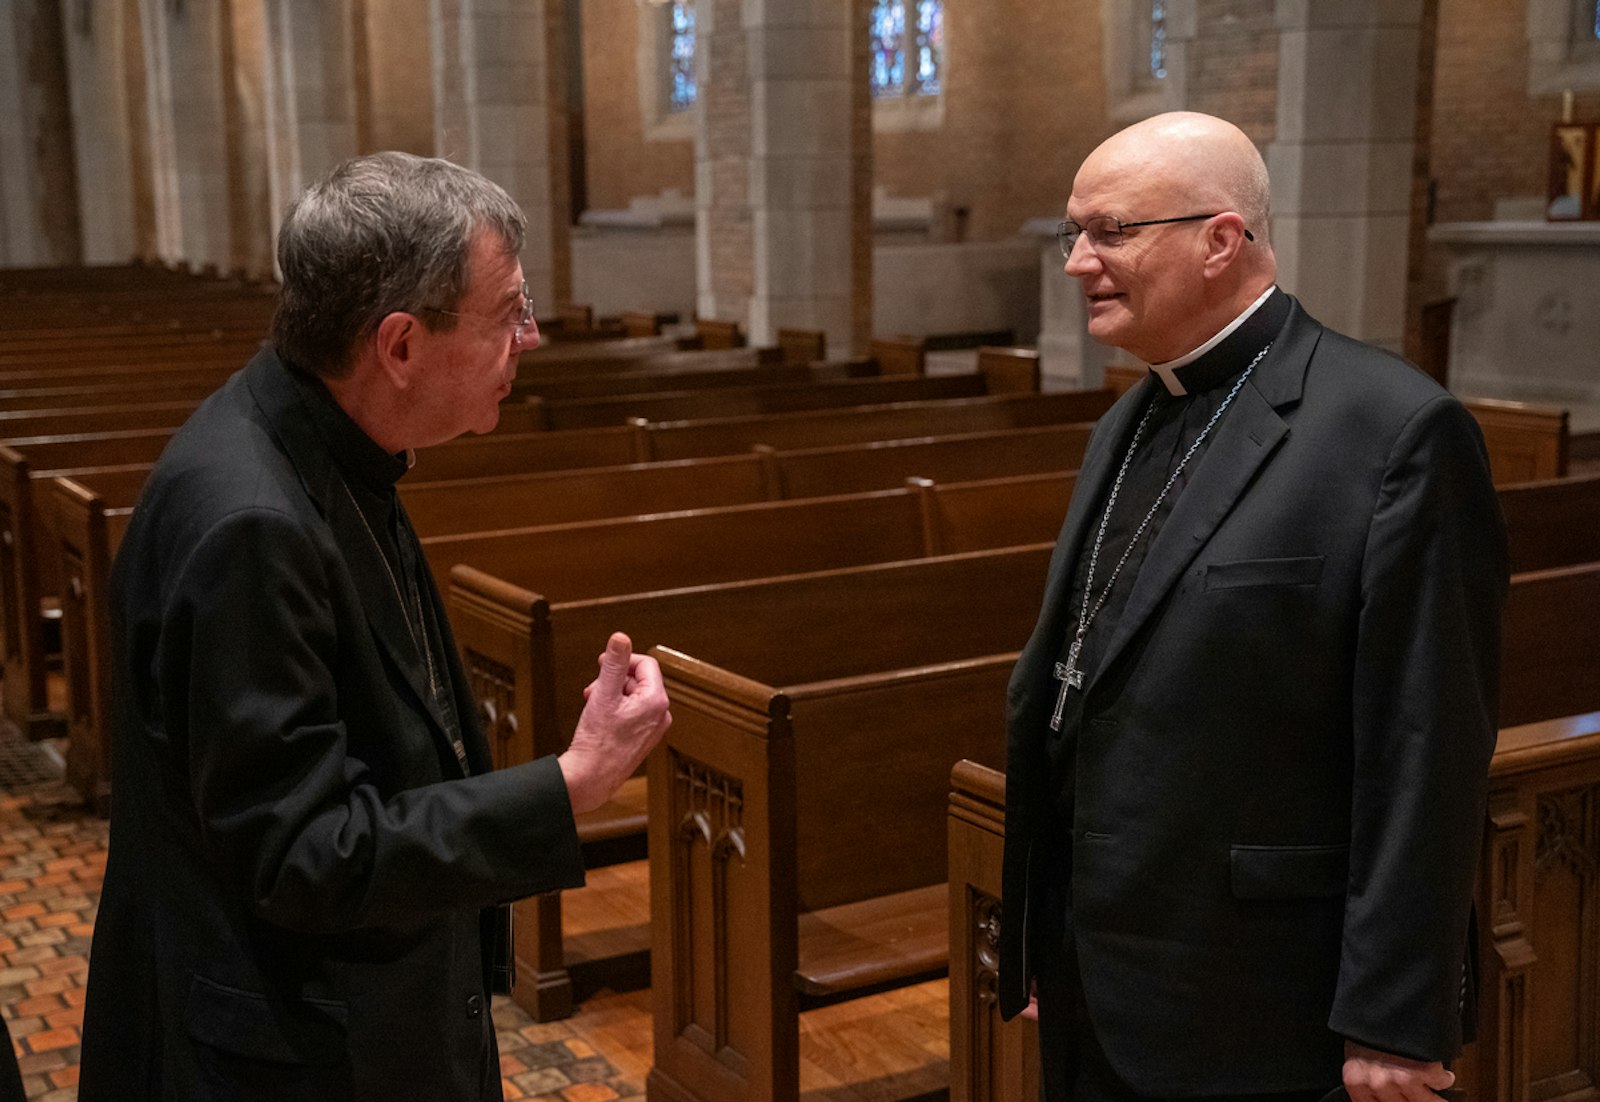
xmin=871 ymin=0 xmax=943 ymax=98
xmin=1151 ymin=0 xmax=1168 ymax=80
xmin=870 ymin=1 xmax=907 ymax=97
xmin=1593 ymin=0 xmax=1599 ymax=38
xmin=668 ymin=0 xmax=696 ymax=113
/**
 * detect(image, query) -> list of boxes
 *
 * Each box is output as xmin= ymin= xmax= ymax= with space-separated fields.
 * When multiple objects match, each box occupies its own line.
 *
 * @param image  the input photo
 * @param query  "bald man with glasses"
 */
xmin=998 ymin=113 xmax=1506 ymax=1102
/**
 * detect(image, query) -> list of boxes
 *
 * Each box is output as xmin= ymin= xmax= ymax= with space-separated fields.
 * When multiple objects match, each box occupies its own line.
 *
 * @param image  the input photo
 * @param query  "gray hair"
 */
xmin=272 ymin=151 xmax=526 ymax=377
xmin=1227 ymin=143 xmax=1272 ymax=247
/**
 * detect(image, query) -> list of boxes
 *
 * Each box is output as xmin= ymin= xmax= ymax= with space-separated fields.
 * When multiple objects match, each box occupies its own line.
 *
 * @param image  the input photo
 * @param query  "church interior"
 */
xmin=0 ymin=0 xmax=1598 ymax=1099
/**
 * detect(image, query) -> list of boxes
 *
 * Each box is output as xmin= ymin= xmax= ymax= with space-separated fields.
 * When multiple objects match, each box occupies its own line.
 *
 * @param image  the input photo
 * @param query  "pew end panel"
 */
xmin=648 ymin=648 xmax=798 ymax=1102
xmin=0 ymin=445 xmax=56 ymax=738
xmin=1463 ymin=397 xmax=1570 ymax=486
xmin=775 ymin=328 xmax=825 ymax=367
xmin=650 ymin=646 xmax=1015 ymax=1102
xmin=1478 ymin=711 xmax=1600 ymax=1102
xmin=54 ymin=478 xmax=124 ymax=814
xmin=696 ymin=319 xmax=747 ymax=350
xmin=868 ymin=336 xmax=928 ymax=377
xmin=975 ymin=347 xmax=1041 ymax=395
xmin=947 ymin=760 xmax=1040 ymax=1102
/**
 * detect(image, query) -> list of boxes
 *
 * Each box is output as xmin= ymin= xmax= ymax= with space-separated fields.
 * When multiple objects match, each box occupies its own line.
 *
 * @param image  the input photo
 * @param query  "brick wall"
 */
xmin=1186 ymin=0 xmax=1278 ymax=146
xmin=1432 ymin=0 xmax=1600 ymax=224
xmin=579 ymin=0 xmax=694 ymax=214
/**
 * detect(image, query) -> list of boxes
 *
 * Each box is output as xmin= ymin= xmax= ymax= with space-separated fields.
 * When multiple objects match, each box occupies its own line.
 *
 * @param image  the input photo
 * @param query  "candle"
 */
xmin=1563 ymin=89 xmax=1575 ymax=124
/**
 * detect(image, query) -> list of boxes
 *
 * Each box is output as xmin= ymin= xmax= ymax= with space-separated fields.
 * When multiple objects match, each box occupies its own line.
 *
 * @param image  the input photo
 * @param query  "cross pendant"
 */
xmin=1049 ymin=642 xmax=1085 ymax=731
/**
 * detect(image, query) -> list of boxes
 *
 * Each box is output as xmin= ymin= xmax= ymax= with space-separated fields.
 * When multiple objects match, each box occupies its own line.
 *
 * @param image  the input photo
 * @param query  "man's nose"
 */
xmin=1063 ymin=234 xmax=1099 ymax=277
xmin=517 ymin=318 xmax=541 ymax=352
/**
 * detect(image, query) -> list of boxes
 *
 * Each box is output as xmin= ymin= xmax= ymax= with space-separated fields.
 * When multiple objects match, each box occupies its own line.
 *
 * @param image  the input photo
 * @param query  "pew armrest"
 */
xmin=794 ymin=882 xmax=949 ymax=999
xmin=574 ymin=774 xmax=649 ymax=846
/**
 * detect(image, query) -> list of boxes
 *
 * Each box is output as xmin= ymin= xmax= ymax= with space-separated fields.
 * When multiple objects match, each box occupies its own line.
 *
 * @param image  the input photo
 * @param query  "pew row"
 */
xmin=50 ymin=411 xmax=1114 ymax=810
xmin=642 ymin=551 xmax=1599 ymax=1102
xmin=451 ymin=544 xmax=1057 ymax=1022
xmin=11 ymin=385 xmax=1111 ymax=730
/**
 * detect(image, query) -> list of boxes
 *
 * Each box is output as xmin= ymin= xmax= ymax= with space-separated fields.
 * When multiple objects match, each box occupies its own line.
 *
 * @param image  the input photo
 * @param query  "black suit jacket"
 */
xmin=999 ymin=297 xmax=1507 ymax=1095
xmin=79 ymin=350 xmax=586 ymax=1101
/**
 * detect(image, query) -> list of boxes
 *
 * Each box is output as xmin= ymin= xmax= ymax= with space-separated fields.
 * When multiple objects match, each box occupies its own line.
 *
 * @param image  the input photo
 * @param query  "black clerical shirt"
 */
xmin=1045 ymin=288 xmax=1292 ymax=819
xmin=288 ymin=364 xmax=468 ymax=775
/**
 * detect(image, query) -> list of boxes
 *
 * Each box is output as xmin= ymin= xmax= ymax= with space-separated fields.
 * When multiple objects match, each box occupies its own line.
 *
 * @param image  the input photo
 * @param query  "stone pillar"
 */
xmin=0 ymin=0 xmax=81 ymax=266
xmin=222 ymin=0 xmax=274 ymax=279
xmin=261 ymin=0 xmax=360 ymax=269
xmin=431 ymin=0 xmax=569 ymax=311
xmin=697 ymin=0 xmax=860 ymax=353
xmin=1269 ymin=0 xmax=1423 ymax=351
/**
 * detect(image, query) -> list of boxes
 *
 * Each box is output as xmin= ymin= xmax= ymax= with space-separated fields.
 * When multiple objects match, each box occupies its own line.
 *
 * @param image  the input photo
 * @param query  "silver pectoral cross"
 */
xmin=1049 ymin=639 xmax=1085 ymax=731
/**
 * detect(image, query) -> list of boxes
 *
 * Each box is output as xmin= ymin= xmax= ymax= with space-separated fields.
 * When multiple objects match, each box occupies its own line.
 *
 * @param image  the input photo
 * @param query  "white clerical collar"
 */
xmin=1147 ymin=285 xmax=1278 ymax=396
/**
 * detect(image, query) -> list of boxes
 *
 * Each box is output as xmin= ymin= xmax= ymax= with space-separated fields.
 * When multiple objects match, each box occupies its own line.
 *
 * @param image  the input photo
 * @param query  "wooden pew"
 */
xmin=695 ymin=319 xmax=746 ymax=349
xmin=950 ymin=711 xmax=1600 ymax=1102
xmin=21 ymin=404 xmax=1113 ymax=738
xmin=776 ymin=327 xmax=825 ymax=366
xmin=452 ymin=542 xmax=1056 ymax=1022
xmin=648 ymin=644 xmax=1015 ymax=1102
xmin=1463 ymin=398 xmax=1569 ymax=485
xmin=1500 ymin=472 xmax=1600 ymax=573
xmin=1097 ymin=366 xmax=1570 ymax=489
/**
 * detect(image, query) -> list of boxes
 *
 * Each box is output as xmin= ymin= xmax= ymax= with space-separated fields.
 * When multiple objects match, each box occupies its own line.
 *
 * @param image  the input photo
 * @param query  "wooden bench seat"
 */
xmin=795 ymin=883 xmax=949 ymax=1001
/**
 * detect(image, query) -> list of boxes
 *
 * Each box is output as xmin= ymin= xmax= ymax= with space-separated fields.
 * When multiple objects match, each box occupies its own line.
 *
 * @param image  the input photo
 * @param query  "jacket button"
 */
xmin=466 ymin=994 xmax=483 ymax=1018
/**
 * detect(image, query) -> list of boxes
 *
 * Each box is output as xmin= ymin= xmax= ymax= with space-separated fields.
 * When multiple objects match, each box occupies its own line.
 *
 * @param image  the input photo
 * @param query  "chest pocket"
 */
xmin=1205 ymin=555 xmax=1324 ymax=590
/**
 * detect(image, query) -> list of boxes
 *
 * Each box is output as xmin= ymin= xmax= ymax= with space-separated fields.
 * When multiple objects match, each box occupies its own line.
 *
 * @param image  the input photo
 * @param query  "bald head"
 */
xmin=1082 ymin=112 xmax=1272 ymax=248
xmin=1064 ymin=113 xmax=1276 ymax=362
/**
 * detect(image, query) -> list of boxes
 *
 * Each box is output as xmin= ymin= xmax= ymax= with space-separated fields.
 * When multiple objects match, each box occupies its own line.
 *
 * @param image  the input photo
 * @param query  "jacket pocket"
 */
xmin=1205 ymin=555 xmax=1324 ymax=590
xmin=186 ymin=973 xmax=348 ymax=1067
xmin=1229 ymin=843 xmax=1348 ymax=900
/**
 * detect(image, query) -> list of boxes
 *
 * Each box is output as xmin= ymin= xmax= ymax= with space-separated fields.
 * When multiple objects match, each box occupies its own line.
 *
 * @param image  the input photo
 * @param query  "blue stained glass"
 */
xmin=913 ymin=1 xmax=942 ymax=95
xmin=669 ymin=0 xmax=696 ymax=112
xmin=870 ymin=0 xmax=906 ymax=97
xmin=1151 ymin=0 xmax=1167 ymax=79
xmin=1593 ymin=0 xmax=1599 ymax=39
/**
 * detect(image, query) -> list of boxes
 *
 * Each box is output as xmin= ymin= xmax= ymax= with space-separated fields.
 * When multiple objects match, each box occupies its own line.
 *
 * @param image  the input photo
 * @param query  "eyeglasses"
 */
xmin=1056 ymin=213 xmax=1254 ymax=257
xmin=420 ymin=281 xmax=536 ymax=346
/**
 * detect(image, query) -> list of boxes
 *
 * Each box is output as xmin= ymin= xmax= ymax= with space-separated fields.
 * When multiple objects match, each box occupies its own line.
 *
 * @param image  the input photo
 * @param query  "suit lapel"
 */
xmin=1087 ymin=303 xmax=1322 ymax=689
xmin=244 ymin=351 xmax=459 ymax=767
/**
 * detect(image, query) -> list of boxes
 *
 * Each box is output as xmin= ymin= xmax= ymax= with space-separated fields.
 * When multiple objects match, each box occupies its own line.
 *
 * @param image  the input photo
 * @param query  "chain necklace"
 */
xmin=1049 ymin=342 xmax=1271 ymax=731
xmin=342 ymin=479 xmax=469 ymax=773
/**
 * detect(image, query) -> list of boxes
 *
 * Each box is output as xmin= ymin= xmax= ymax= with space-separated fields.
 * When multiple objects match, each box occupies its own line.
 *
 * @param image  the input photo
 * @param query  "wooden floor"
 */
xmin=555 ymin=858 xmax=952 ymax=1101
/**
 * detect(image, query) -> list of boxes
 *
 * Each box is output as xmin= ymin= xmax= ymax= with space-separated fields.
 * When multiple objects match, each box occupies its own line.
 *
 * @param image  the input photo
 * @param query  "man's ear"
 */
xmin=372 ymin=311 xmax=423 ymax=391
xmin=1200 ymin=213 xmax=1251 ymax=278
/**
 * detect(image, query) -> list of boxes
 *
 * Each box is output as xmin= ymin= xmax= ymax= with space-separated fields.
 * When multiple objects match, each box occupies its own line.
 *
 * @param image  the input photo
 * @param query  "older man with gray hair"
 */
xmin=79 ymin=152 xmax=671 ymax=1101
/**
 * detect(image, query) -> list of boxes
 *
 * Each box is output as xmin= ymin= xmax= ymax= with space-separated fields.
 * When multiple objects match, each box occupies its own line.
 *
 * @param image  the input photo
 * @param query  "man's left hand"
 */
xmin=1342 ymin=1040 xmax=1455 ymax=1102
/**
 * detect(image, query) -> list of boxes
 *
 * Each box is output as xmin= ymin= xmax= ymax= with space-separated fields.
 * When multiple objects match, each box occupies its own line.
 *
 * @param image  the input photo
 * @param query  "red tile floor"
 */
xmin=0 ymin=723 xmax=648 ymax=1102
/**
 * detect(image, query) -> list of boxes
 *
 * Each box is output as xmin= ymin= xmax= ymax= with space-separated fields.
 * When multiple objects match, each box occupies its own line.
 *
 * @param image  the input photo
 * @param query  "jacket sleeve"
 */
xmin=1328 ymin=394 xmax=1508 ymax=1060
xmin=162 ymin=504 xmax=585 ymax=935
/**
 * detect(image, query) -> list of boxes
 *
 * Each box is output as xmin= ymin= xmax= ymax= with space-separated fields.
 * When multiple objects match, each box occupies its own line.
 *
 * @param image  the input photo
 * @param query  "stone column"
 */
xmin=1269 ymin=0 xmax=1423 ymax=351
xmin=0 ymin=0 xmax=81 ymax=266
xmin=431 ymin=0 xmax=569 ymax=311
xmin=697 ymin=0 xmax=861 ymax=353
